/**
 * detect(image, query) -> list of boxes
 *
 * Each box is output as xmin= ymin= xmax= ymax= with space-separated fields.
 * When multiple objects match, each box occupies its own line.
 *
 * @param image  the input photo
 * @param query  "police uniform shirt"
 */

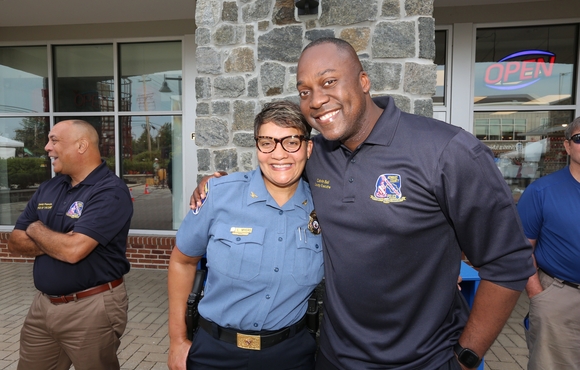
xmin=14 ymin=161 xmax=133 ymax=296
xmin=305 ymin=96 xmax=535 ymax=369
xmin=176 ymin=169 xmax=323 ymax=332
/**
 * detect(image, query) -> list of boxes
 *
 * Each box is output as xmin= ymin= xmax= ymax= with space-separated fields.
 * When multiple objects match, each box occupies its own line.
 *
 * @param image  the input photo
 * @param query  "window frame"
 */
xmin=0 ymin=37 xmax=188 ymax=234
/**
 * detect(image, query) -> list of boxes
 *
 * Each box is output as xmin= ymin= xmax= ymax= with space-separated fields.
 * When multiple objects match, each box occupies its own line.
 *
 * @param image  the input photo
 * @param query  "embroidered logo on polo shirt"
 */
xmin=66 ymin=201 xmax=84 ymax=218
xmin=370 ymin=174 xmax=406 ymax=203
xmin=37 ymin=203 xmax=52 ymax=210
xmin=314 ymin=178 xmax=331 ymax=189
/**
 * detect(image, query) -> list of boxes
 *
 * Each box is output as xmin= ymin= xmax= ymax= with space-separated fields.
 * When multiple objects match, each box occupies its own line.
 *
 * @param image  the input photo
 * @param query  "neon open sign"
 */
xmin=484 ymin=50 xmax=555 ymax=90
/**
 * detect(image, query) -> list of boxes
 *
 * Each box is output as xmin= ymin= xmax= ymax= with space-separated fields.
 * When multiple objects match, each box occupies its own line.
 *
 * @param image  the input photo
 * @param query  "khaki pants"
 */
xmin=17 ymin=282 xmax=128 ymax=370
xmin=526 ymin=270 xmax=580 ymax=370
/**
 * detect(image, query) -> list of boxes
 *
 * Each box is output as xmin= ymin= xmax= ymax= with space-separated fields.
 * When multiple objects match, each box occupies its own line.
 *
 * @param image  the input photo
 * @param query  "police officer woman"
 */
xmin=167 ymin=100 xmax=323 ymax=370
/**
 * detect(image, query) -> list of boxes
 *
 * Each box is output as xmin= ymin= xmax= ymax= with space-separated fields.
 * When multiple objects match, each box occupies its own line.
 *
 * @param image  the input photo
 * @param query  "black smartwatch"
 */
xmin=454 ymin=343 xmax=482 ymax=368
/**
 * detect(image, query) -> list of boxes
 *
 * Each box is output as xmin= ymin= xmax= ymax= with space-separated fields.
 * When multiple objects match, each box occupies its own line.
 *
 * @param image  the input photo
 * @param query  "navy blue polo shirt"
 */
xmin=305 ymin=96 xmax=535 ymax=369
xmin=14 ymin=161 xmax=133 ymax=295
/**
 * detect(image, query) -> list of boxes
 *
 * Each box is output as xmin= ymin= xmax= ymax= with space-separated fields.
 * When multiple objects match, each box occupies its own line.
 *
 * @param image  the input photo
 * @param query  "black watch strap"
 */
xmin=453 ymin=343 xmax=482 ymax=368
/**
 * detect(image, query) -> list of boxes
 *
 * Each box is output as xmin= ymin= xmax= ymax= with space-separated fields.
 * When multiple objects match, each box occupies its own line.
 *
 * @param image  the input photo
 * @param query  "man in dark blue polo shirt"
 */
xmin=8 ymin=119 xmax=133 ymax=370
xmin=295 ymin=38 xmax=535 ymax=370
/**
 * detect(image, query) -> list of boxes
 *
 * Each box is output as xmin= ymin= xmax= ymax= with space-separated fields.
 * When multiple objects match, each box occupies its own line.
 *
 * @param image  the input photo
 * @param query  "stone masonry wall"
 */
xmin=195 ymin=0 xmax=436 ymax=178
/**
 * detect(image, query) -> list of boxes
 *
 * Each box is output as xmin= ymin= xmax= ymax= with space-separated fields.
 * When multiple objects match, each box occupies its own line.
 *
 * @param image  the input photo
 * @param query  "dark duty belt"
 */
xmin=46 ymin=277 xmax=124 ymax=304
xmin=540 ymin=269 xmax=580 ymax=289
xmin=198 ymin=315 xmax=306 ymax=351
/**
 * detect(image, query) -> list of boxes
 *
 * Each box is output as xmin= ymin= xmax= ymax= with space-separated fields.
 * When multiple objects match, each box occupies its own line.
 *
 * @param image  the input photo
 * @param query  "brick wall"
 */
xmin=0 ymin=232 xmax=174 ymax=269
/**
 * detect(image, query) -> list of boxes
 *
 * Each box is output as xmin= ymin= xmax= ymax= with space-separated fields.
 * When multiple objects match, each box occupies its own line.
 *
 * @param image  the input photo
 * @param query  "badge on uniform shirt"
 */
xmin=308 ymin=210 xmax=321 ymax=234
xmin=37 ymin=203 xmax=52 ymax=210
xmin=231 ymin=227 xmax=253 ymax=236
xmin=192 ymin=182 xmax=209 ymax=215
xmin=66 ymin=201 xmax=84 ymax=219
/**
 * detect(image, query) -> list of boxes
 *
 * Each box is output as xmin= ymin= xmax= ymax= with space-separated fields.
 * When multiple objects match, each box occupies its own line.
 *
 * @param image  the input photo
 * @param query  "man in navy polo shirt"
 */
xmin=295 ymin=38 xmax=535 ymax=370
xmin=8 ymin=119 xmax=133 ymax=370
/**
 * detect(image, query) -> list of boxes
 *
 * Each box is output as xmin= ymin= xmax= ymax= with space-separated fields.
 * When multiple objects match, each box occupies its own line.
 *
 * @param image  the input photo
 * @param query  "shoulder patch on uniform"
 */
xmin=192 ymin=182 xmax=209 ymax=215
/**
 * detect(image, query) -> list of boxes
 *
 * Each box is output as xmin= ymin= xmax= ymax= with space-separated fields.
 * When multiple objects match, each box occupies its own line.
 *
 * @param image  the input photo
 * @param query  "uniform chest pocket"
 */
xmin=210 ymin=224 xmax=266 ymax=281
xmin=292 ymin=231 xmax=324 ymax=286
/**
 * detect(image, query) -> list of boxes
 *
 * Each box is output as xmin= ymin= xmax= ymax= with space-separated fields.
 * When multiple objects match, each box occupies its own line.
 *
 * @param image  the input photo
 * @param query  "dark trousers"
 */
xmin=187 ymin=326 xmax=316 ymax=370
xmin=315 ymin=351 xmax=462 ymax=370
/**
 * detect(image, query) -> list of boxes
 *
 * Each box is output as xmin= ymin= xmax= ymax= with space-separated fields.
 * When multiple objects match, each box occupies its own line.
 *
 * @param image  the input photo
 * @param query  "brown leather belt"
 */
xmin=46 ymin=277 xmax=124 ymax=304
xmin=198 ymin=315 xmax=306 ymax=350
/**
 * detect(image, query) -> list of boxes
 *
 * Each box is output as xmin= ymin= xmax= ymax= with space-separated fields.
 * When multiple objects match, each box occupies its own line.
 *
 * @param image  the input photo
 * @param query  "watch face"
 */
xmin=459 ymin=348 xmax=481 ymax=368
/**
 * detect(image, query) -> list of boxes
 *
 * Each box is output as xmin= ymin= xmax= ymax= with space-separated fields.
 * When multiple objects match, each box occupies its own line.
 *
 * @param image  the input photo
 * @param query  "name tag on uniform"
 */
xmin=37 ymin=203 xmax=52 ymax=210
xmin=230 ymin=227 xmax=252 ymax=236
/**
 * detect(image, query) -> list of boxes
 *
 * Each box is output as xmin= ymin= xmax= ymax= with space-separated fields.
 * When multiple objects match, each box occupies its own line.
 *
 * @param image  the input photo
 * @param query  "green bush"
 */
xmin=0 ymin=157 xmax=51 ymax=189
xmin=122 ymin=151 xmax=165 ymax=174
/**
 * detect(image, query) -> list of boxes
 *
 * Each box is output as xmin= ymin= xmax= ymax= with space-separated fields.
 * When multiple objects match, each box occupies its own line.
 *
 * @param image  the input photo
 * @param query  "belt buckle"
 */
xmin=49 ymin=295 xmax=70 ymax=304
xmin=236 ymin=333 xmax=261 ymax=350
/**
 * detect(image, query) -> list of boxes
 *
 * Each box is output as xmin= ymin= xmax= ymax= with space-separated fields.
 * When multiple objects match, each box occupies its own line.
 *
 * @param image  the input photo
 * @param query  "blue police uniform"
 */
xmin=176 ymin=169 xmax=323 ymax=369
xmin=306 ymin=96 xmax=535 ymax=369
xmin=14 ymin=161 xmax=132 ymax=294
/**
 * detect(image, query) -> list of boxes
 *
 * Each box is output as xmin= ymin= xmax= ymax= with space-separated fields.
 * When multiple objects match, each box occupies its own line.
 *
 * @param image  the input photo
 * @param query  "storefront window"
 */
xmin=53 ymin=44 xmax=114 ymax=113
xmin=0 ymin=46 xmax=48 ymax=114
xmin=0 ymin=41 xmax=182 ymax=230
xmin=476 ymin=110 xmax=573 ymax=203
xmin=474 ymin=24 xmax=578 ymax=106
xmin=434 ymin=30 xmax=447 ymax=105
xmin=120 ymin=115 xmax=181 ymax=230
xmin=119 ymin=42 xmax=182 ymax=113
xmin=0 ymin=116 xmax=51 ymax=224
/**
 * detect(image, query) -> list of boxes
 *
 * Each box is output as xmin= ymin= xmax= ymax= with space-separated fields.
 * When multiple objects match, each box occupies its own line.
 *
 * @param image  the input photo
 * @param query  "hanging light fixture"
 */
xmin=159 ymin=75 xmax=172 ymax=93
xmin=295 ymin=0 xmax=319 ymax=15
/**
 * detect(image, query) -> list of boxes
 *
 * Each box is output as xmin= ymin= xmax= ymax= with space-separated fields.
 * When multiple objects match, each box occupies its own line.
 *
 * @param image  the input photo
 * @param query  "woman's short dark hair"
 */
xmin=254 ymin=100 xmax=312 ymax=138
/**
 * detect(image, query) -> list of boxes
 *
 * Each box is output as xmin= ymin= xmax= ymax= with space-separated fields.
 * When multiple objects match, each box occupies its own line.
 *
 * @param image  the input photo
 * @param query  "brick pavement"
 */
xmin=0 ymin=262 xmax=530 ymax=370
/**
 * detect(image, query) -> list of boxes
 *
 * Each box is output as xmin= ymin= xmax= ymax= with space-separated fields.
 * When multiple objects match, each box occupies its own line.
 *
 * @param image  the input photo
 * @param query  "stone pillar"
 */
xmin=194 ymin=0 xmax=436 ymax=177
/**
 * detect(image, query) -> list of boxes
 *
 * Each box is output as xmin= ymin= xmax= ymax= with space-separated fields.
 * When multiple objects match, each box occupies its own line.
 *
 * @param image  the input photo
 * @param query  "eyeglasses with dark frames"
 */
xmin=569 ymin=133 xmax=580 ymax=144
xmin=255 ymin=135 xmax=307 ymax=153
